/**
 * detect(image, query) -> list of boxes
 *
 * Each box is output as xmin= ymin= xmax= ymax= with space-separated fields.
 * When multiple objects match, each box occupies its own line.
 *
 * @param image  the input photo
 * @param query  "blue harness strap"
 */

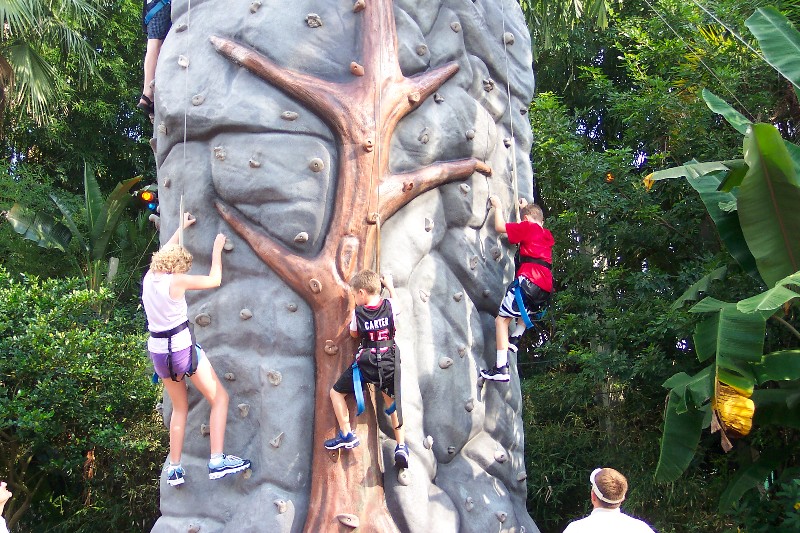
xmin=352 ymin=362 xmax=366 ymax=416
xmin=144 ymin=0 xmax=171 ymax=25
xmin=514 ymin=280 xmax=535 ymax=329
xmin=384 ymin=402 xmax=396 ymax=415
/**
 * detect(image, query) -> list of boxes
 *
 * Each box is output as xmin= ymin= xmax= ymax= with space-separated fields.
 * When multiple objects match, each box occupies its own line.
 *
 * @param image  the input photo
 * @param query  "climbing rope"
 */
xmin=499 ymin=0 xmax=521 ymax=223
xmin=178 ymin=0 xmax=193 ymax=246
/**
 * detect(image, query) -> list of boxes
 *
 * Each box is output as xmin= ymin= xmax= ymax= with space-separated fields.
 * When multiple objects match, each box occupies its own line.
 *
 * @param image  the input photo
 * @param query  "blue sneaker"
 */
xmin=324 ymin=431 xmax=360 ymax=450
xmin=167 ymin=465 xmax=185 ymax=486
xmin=208 ymin=454 xmax=251 ymax=480
xmin=394 ymin=444 xmax=409 ymax=469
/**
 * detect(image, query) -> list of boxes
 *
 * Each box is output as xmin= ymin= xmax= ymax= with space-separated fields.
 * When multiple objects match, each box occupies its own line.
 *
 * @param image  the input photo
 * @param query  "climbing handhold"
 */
xmin=270 ymin=432 xmax=285 ymax=448
xmin=418 ymin=127 xmax=429 ymax=144
xmin=178 ymin=55 xmax=189 ymax=68
xmin=482 ymin=78 xmax=495 ymax=92
xmin=434 ymin=93 xmax=444 ymax=103
xmin=281 ymin=111 xmax=299 ymax=121
xmin=195 ymin=313 xmax=211 ymax=327
xmin=520 ymin=108 xmax=528 ymax=115
xmin=465 ymin=497 xmax=474 ymax=511
xmin=238 ymin=403 xmax=250 ymax=417
xmin=397 ymin=469 xmax=410 ymax=486
xmin=423 ymin=435 xmax=434 ymax=449
xmin=450 ymin=21 xmax=461 ymax=33
xmin=306 ymin=13 xmax=322 ymax=28
xmin=517 ymin=471 xmax=527 ymax=482
xmin=352 ymin=0 xmax=365 ymax=13
xmin=424 ymin=218 xmax=434 ymax=232
xmin=157 ymin=122 xmax=167 ymax=134
xmin=224 ymin=372 xmax=235 ymax=381
xmin=163 ymin=177 xmax=171 ymax=188
xmin=465 ymin=398 xmax=474 ymax=412
xmin=242 ymin=469 xmax=252 ymax=479
xmin=491 ymin=246 xmax=502 ymax=261
xmin=267 ymin=370 xmax=282 ymax=386
xmin=336 ymin=514 xmax=359 ymax=528
xmin=503 ymin=137 xmax=512 ymax=148
xmin=191 ymin=94 xmax=205 ymax=106
xmin=483 ymin=289 xmax=491 ymax=298
xmin=408 ymin=92 xmax=421 ymax=103
xmin=309 ymin=278 xmax=322 ymax=294
xmin=447 ymin=446 xmax=456 ymax=455
xmin=286 ymin=302 xmax=298 ymax=312
xmin=149 ymin=137 xmax=157 ymax=155
xmin=273 ymin=499 xmax=288 ymax=514
xmin=249 ymin=0 xmax=262 ymax=13
xmin=495 ymin=449 xmax=508 ymax=463
xmin=324 ymin=340 xmax=339 ymax=355
xmin=174 ymin=22 xmax=188 ymax=32
xmin=402 ymin=181 xmax=414 ymax=192
xmin=459 ymin=183 xmax=471 ymax=194
xmin=308 ymin=158 xmax=324 ymax=172
xmin=453 ymin=292 xmax=463 ymax=302
xmin=249 ymin=159 xmax=261 ymax=168
xmin=240 ymin=308 xmax=253 ymax=320
xmin=200 ymin=424 xmax=210 ymax=436
xmin=350 ymin=62 xmax=365 ymax=76
xmin=294 ymin=232 xmax=309 ymax=243
xmin=419 ymin=290 xmax=429 ymax=303
xmin=416 ymin=44 xmax=428 ymax=56
xmin=465 ymin=129 xmax=476 ymax=140
xmin=458 ymin=345 xmax=468 ymax=357
xmin=363 ymin=139 xmax=374 ymax=152
xmin=503 ymin=32 xmax=515 ymax=45
xmin=188 ymin=525 xmax=201 ymax=533
xmin=469 ymin=256 xmax=480 ymax=270
xmin=223 ymin=241 xmax=234 ymax=251
xmin=496 ymin=512 xmax=508 ymax=523
xmin=439 ymin=357 xmax=454 ymax=369
xmin=213 ymin=146 xmax=226 ymax=161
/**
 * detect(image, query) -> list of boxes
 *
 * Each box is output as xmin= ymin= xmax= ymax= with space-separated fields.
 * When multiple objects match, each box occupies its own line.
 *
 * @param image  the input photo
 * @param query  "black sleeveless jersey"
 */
xmin=354 ymin=299 xmax=396 ymax=348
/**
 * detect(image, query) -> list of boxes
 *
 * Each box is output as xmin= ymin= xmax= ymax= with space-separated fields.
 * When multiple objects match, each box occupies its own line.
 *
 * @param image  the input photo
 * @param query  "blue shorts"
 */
xmin=145 ymin=0 xmax=171 ymax=40
xmin=150 ymin=345 xmax=205 ymax=379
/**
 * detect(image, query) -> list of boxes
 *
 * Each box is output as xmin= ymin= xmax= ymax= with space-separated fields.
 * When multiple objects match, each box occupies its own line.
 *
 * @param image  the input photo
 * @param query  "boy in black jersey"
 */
xmin=324 ymin=269 xmax=409 ymax=468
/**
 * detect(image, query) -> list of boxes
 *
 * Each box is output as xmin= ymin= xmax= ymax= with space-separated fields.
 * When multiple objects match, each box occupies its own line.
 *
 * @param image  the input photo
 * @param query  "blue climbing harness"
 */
xmin=144 ymin=0 xmax=171 ymax=25
xmin=353 ymin=361 xmax=366 ymax=415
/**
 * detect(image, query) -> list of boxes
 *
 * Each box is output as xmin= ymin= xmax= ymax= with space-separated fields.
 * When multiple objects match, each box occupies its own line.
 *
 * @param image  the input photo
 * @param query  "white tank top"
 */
xmin=142 ymin=270 xmax=192 ymax=353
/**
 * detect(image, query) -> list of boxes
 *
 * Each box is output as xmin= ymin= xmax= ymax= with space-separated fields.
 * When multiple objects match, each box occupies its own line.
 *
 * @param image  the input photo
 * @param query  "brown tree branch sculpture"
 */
xmin=212 ymin=1 xmax=491 ymax=531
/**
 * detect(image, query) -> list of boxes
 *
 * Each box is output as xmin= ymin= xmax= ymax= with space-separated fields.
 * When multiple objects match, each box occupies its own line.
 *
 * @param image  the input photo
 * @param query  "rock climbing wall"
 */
xmin=150 ymin=1 xmax=537 ymax=532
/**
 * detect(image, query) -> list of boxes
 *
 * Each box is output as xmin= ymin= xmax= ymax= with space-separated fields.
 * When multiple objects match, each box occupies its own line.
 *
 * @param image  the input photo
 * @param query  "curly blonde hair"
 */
xmin=150 ymin=244 xmax=193 ymax=273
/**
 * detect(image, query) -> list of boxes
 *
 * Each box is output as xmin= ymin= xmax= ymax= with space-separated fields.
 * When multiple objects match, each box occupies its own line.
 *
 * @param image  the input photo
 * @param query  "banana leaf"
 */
xmin=752 ymin=387 xmax=800 ymax=429
xmin=83 ymin=163 xmax=103 ymax=237
xmin=655 ymin=393 xmax=709 ymax=483
xmin=745 ymin=7 xmax=800 ymax=90
xmin=702 ymin=89 xmax=751 ymax=135
xmin=693 ymin=313 xmax=719 ymax=363
xmin=738 ymin=124 xmax=800 ymax=288
xmin=662 ymin=365 xmax=714 ymax=414
xmin=50 ymin=193 xmax=87 ymax=252
xmin=671 ymin=266 xmax=727 ymax=311
xmin=4 ymin=203 xmax=71 ymax=251
xmin=737 ymin=271 xmax=800 ymax=313
xmin=718 ymin=452 xmax=787 ymax=511
xmin=89 ymin=175 xmax=141 ymax=261
xmin=755 ymin=350 xmax=800 ymax=383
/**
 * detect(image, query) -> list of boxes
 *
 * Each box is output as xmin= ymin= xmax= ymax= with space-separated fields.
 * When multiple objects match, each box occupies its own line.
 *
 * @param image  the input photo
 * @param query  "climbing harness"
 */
xmin=150 ymin=320 xmax=199 ymax=382
xmin=144 ymin=0 xmax=171 ymax=25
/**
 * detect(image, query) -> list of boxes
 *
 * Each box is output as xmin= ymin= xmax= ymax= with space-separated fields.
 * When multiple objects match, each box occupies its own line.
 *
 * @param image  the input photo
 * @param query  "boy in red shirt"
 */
xmin=480 ymin=196 xmax=554 ymax=382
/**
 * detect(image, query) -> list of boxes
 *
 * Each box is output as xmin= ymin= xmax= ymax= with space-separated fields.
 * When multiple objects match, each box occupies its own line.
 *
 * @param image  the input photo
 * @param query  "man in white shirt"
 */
xmin=563 ymin=467 xmax=656 ymax=533
xmin=0 ymin=480 xmax=12 ymax=533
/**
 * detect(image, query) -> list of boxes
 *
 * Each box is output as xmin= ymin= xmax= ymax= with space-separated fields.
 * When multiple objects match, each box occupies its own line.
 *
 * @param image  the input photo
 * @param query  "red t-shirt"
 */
xmin=505 ymin=220 xmax=554 ymax=293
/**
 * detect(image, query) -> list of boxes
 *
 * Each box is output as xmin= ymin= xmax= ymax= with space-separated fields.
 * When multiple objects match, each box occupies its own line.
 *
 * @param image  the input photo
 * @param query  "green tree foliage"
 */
xmin=0 ymin=268 xmax=164 ymax=531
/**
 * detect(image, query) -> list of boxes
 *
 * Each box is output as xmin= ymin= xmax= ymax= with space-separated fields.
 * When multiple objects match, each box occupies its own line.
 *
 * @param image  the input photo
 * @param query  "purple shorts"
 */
xmin=150 ymin=345 xmax=205 ymax=379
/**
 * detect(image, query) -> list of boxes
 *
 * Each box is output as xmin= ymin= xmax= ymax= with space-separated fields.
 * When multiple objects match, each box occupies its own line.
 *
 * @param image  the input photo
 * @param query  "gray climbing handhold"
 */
xmin=450 ymin=21 xmax=461 ymax=33
xmin=281 ymin=110 xmax=299 ymax=121
xmin=306 ymin=13 xmax=322 ymax=28
xmin=267 ymin=370 xmax=282 ymax=386
xmin=240 ymin=308 xmax=253 ymax=320
xmin=504 ymin=137 xmax=512 ymax=148
xmin=397 ymin=468 xmax=410 ymax=486
xmin=465 ymin=129 xmax=476 ymax=140
xmin=242 ymin=468 xmax=252 ymax=479
xmin=213 ymin=146 xmax=226 ymax=160
xmin=424 ymin=218 xmax=434 ymax=232
xmin=294 ymin=232 xmax=309 ymax=243
xmin=238 ymin=403 xmax=250 ymax=417
xmin=178 ymin=55 xmax=189 ymax=68
xmin=191 ymin=94 xmax=205 ymax=106
xmin=416 ymin=44 xmax=428 ymax=56
xmin=482 ymin=78 xmax=495 ymax=92
xmin=249 ymin=159 xmax=261 ymax=168
xmin=517 ymin=471 xmax=527 ymax=481
xmin=459 ymin=183 xmax=471 ymax=194
xmin=418 ymin=127 xmax=429 ymax=144
xmin=503 ymin=32 xmax=515 ymax=45
xmin=483 ymin=289 xmax=491 ymax=297
xmin=458 ymin=345 xmax=468 ymax=357
xmin=308 ymin=158 xmax=324 ymax=172
xmin=496 ymin=511 xmax=507 ymax=523
xmin=200 ymin=423 xmax=210 ymax=436
xmin=224 ymin=372 xmax=235 ymax=381
xmin=469 ymin=256 xmax=479 ymax=270
xmin=465 ymin=398 xmax=474 ymax=412
xmin=188 ymin=525 xmax=200 ymax=533
xmin=434 ymin=93 xmax=444 ymax=103
xmin=419 ymin=290 xmax=429 ymax=303
xmin=157 ymin=122 xmax=167 ymax=134
xmin=174 ymin=22 xmax=188 ymax=32
xmin=495 ymin=449 xmax=508 ymax=463
xmin=287 ymin=302 xmax=298 ymax=312
xmin=491 ymin=246 xmax=502 ymax=261
xmin=439 ymin=357 xmax=454 ymax=369
xmin=423 ymin=435 xmax=434 ymax=449
xmin=447 ymin=445 xmax=456 ymax=455
xmin=521 ymin=108 xmax=528 ymax=115
xmin=336 ymin=514 xmax=359 ymax=528
xmin=465 ymin=497 xmax=474 ymax=511
xmin=273 ymin=499 xmax=288 ymax=514
xmin=270 ymin=432 xmax=285 ymax=448
xmin=163 ymin=177 xmax=171 ymax=188
xmin=195 ymin=313 xmax=211 ymax=327
xmin=453 ymin=292 xmax=463 ymax=302
xmin=249 ymin=0 xmax=262 ymax=13
xmin=223 ymin=241 xmax=234 ymax=251
xmin=352 ymin=0 xmax=365 ymax=13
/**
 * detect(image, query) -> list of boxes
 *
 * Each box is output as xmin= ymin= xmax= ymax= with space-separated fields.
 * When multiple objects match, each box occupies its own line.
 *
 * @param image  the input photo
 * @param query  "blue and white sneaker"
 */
xmin=208 ymin=454 xmax=251 ymax=480
xmin=480 ymin=364 xmax=510 ymax=382
xmin=394 ymin=444 xmax=409 ymax=469
xmin=323 ymin=431 xmax=360 ymax=450
xmin=167 ymin=465 xmax=185 ymax=486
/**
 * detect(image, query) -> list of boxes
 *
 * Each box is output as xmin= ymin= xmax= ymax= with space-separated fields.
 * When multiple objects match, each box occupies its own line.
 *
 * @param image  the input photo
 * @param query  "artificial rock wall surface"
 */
xmin=150 ymin=1 xmax=537 ymax=532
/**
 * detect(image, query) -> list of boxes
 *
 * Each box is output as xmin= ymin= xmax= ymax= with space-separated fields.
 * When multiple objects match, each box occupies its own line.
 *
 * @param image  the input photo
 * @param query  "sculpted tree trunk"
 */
xmin=211 ymin=1 xmax=490 ymax=530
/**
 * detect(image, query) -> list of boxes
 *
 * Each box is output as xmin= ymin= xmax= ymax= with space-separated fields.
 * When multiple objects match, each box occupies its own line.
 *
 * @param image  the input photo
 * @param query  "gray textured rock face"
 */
xmin=151 ymin=1 xmax=537 ymax=532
